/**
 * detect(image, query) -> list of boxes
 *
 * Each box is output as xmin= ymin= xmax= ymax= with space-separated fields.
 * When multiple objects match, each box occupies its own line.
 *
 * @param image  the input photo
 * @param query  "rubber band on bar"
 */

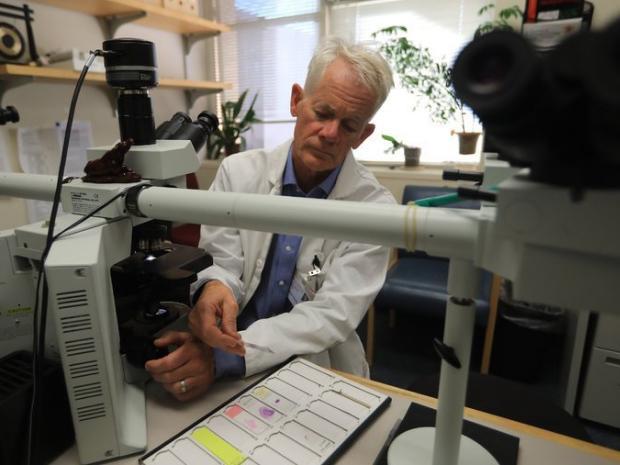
xmin=404 ymin=201 xmax=417 ymax=251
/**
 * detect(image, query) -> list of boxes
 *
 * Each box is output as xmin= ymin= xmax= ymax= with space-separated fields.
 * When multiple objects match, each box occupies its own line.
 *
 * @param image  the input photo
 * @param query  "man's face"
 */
xmin=290 ymin=58 xmax=376 ymax=184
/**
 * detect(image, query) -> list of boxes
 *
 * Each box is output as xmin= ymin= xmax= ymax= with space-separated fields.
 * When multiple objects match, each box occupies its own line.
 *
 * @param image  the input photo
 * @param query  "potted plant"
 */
xmin=207 ymin=89 xmax=261 ymax=159
xmin=475 ymin=3 xmax=523 ymax=38
xmin=382 ymin=134 xmax=421 ymax=167
xmin=372 ymin=26 xmax=480 ymax=155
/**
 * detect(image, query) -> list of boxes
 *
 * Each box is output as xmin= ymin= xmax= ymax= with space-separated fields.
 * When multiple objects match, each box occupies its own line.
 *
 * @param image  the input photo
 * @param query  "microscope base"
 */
xmin=387 ymin=427 xmax=498 ymax=465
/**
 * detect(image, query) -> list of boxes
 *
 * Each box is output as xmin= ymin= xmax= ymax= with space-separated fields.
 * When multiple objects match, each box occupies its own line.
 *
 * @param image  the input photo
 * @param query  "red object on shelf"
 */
xmin=527 ymin=0 xmax=539 ymax=22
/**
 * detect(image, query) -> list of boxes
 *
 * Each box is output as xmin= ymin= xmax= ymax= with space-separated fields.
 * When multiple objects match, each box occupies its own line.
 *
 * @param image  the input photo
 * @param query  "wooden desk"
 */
xmin=52 ymin=372 xmax=620 ymax=465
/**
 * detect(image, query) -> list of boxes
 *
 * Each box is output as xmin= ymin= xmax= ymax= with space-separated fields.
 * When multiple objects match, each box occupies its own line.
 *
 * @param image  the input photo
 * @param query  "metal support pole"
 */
xmin=433 ymin=259 xmax=479 ymax=465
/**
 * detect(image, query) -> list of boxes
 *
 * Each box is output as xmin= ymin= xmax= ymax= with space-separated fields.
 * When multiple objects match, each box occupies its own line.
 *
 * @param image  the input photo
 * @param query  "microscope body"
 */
xmin=50 ymin=139 xmax=212 ymax=464
xmin=477 ymin=172 xmax=620 ymax=315
xmin=45 ymin=215 xmax=142 ymax=464
xmin=0 ymin=138 xmax=212 ymax=464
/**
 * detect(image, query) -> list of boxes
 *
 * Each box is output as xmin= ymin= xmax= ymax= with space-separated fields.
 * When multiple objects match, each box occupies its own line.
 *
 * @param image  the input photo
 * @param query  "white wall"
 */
xmin=0 ymin=0 xmax=219 ymax=230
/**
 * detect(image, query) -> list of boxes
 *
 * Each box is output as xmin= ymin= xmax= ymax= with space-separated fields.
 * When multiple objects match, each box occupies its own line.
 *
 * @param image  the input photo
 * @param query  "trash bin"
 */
xmin=490 ymin=281 xmax=567 ymax=383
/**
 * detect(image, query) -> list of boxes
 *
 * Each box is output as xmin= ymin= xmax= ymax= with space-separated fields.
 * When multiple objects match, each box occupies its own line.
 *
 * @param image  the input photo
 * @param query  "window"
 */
xmin=214 ymin=0 xmax=489 ymax=163
xmin=216 ymin=1 xmax=321 ymax=150
xmin=328 ymin=0 xmax=487 ymax=164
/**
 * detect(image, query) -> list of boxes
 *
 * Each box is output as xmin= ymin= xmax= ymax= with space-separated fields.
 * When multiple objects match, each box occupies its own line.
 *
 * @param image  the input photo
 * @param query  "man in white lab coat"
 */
xmin=146 ymin=37 xmax=395 ymax=400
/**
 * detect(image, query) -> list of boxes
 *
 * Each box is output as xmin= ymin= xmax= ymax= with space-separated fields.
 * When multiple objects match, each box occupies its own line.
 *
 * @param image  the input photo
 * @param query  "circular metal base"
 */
xmin=387 ymin=427 xmax=499 ymax=465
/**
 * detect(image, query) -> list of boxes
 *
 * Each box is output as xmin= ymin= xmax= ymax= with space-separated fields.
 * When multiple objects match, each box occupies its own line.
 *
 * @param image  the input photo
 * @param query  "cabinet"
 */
xmin=0 ymin=0 xmax=231 ymax=104
xmin=578 ymin=313 xmax=620 ymax=429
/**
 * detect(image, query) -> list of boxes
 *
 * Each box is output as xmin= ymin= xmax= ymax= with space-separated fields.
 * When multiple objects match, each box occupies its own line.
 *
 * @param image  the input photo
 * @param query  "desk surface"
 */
xmin=52 ymin=372 xmax=620 ymax=465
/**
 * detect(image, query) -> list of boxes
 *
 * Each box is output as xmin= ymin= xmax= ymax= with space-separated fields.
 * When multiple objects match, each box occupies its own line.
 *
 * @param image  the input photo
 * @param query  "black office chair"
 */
xmin=366 ymin=185 xmax=492 ymax=365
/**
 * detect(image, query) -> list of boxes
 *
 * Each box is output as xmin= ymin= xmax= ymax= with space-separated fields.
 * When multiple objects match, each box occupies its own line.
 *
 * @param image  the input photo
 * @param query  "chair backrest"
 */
xmin=400 ymin=185 xmax=481 ymax=259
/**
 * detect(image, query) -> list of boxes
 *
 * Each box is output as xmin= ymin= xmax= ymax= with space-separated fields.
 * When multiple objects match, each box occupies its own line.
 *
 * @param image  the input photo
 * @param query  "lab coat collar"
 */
xmin=267 ymin=139 xmax=359 ymax=200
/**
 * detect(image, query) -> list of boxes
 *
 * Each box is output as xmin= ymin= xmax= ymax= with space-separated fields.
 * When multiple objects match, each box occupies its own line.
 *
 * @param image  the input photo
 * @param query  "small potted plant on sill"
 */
xmin=372 ymin=26 xmax=481 ymax=154
xmin=206 ymin=89 xmax=261 ymax=159
xmin=382 ymin=134 xmax=421 ymax=167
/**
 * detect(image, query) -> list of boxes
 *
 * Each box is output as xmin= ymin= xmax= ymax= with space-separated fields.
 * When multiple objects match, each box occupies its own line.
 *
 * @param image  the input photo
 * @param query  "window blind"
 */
xmin=329 ymin=0 xmax=489 ymax=163
xmin=216 ymin=0 xmax=320 ymax=149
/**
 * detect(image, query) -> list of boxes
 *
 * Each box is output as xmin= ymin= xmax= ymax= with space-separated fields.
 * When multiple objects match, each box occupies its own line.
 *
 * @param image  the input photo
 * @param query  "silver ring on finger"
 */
xmin=180 ymin=378 xmax=188 ymax=394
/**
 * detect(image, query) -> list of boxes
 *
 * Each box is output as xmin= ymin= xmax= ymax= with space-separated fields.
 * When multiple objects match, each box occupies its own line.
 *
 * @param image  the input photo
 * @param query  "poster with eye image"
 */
xmin=141 ymin=357 xmax=391 ymax=465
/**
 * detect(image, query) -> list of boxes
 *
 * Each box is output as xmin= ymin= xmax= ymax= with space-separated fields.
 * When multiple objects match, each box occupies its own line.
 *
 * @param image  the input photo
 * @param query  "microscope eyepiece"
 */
xmin=452 ymin=31 xmax=542 ymax=120
xmin=452 ymin=23 xmax=620 ymax=189
xmin=0 ymin=105 xmax=19 ymax=125
xmin=155 ymin=112 xmax=192 ymax=140
xmin=195 ymin=111 xmax=219 ymax=134
xmin=156 ymin=111 xmax=219 ymax=153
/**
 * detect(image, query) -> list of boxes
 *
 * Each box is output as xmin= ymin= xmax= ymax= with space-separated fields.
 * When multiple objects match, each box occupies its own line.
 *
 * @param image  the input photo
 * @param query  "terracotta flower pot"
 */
xmin=457 ymin=132 xmax=481 ymax=155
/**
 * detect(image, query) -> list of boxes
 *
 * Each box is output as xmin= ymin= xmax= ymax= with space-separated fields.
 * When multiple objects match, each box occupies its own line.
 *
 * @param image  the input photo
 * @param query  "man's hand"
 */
xmin=189 ymin=280 xmax=245 ymax=356
xmin=145 ymin=331 xmax=214 ymax=401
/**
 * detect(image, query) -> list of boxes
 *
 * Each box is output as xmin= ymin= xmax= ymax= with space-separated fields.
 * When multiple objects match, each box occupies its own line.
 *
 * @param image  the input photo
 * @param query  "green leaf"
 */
xmin=477 ymin=3 xmax=495 ymax=16
xmin=381 ymin=134 xmax=399 ymax=144
xmin=233 ymin=89 xmax=248 ymax=119
xmin=210 ymin=89 xmax=261 ymax=155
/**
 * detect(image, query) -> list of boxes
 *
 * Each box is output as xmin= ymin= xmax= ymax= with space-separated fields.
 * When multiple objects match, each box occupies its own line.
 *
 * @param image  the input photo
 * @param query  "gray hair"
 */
xmin=304 ymin=36 xmax=394 ymax=114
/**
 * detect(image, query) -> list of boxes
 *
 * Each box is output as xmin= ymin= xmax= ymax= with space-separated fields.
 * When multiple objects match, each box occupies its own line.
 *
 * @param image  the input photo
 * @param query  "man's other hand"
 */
xmin=145 ymin=331 xmax=214 ymax=401
xmin=189 ymin=280 xmax=245 ymax=356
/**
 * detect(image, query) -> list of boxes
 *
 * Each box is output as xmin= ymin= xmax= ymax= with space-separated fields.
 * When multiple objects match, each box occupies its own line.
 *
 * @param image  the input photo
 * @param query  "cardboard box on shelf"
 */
xmin=163 ymin=0 xmax=199 ymax=16
xmin=43 ymin=49 xmax=105 ymax=73
xmin=183 ymin=0 xmax=199 ymax=16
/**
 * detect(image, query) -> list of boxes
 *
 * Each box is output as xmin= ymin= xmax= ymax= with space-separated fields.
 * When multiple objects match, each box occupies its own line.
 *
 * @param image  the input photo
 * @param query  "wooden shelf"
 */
xmin=32 ymin=0 xmax=230 ymax=35
xmin=0 ymin=64 xmax=231 ymax=93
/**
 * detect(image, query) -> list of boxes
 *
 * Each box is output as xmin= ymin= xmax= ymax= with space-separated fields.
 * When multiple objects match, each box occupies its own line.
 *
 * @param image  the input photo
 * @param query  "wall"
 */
xmin=0 ymin=0 xmax=219 ymax=230
xmin=4 ymin=0 xmax=618 ymax=229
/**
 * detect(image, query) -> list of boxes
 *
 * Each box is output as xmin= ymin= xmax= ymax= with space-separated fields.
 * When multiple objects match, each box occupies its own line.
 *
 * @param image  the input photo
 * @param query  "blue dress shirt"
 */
xmin=214 ymin=148 xmax=342 ymax=378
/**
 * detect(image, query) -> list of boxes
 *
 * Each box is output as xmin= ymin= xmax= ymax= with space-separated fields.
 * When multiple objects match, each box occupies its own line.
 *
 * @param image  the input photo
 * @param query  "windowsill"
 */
xmin=361 ymin=160 xmax=483 ymax=179
xmin=202 ymin=158 xmax=483 ymax=177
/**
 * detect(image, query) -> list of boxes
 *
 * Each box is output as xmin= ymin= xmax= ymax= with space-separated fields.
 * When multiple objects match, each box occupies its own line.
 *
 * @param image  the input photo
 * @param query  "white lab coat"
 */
xmin=193 ymin=140 xmax=396 ymax=377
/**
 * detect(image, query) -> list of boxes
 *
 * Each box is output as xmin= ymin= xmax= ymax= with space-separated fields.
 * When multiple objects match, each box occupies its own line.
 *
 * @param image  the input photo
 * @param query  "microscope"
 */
xmin=1 ymin=38 xmax=217 ymax=464
xmin=0 ymin=25 xmax=619 ymax=465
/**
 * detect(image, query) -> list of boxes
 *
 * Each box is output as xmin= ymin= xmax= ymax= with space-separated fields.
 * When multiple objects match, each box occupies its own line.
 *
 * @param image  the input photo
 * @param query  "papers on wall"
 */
xmin=17 ymin=121 xmax=93 ymax=222
xmin=522 ymin=18 xmax=582 ymax=53
xmin=0 ymin=131 xmax=10 ymax=202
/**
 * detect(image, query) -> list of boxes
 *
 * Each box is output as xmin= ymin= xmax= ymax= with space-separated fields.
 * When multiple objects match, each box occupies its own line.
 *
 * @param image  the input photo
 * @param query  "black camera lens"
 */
xmin=102 ymin=38 xmax=158 ymax=145
xmin=102 ymin=38 xmax=158 ymax=89
xmin=117 ymin=91 xmax=156 ymax=145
